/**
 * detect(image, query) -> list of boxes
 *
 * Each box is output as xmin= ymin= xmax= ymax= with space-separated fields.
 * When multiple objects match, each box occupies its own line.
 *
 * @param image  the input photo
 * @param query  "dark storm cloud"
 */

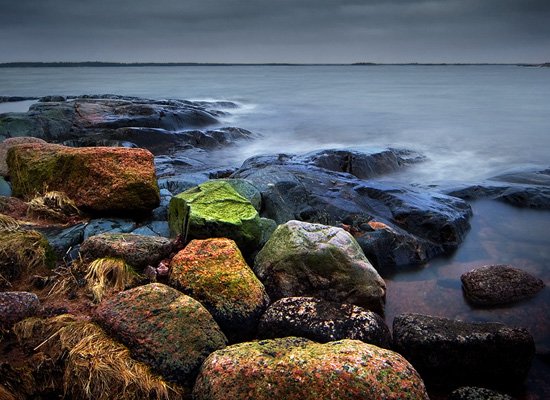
xmin=1 ymin=0 xmax=549 ymax=62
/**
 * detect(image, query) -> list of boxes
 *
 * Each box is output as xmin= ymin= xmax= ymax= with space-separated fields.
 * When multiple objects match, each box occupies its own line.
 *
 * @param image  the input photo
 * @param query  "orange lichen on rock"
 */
xmin=6 ymin=143 xmax=159 ymax=215
xmin=368 ymin=221 xmax=391 ymax=231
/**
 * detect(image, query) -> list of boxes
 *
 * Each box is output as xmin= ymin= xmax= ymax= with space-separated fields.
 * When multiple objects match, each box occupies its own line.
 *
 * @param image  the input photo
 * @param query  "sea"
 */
xmin=1 ymin=65 xmax=549 ymax=397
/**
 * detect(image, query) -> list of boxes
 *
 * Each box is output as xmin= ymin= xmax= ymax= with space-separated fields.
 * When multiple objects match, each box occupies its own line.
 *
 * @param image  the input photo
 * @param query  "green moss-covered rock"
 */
xmin=193 ymin=337 xmax=429 ymax=400
xmin=80 ymin=233 xmax=176 ymax=271
xmin=0 ymin=229 xmax=56 ymax=286
xmin=169 ymin=238 xmax=269 ymax=342
xmin=94 ymin=283 xmax=227 ymax=386
xmin=215 ymin=178 xmax=262 ymax=211
xmin=168 ymin=180 xmax=265 ymax=253
xmin=7 ymin=143 xmax=159 ymax=215
xmin=0 ymin=137 xmax=47 ymax=177
xmin=254 ymin=220 xmax=386 ymax=314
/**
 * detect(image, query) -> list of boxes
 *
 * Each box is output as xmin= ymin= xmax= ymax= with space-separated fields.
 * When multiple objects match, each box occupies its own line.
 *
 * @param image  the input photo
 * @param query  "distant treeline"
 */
xmin=0 ymin=61 xmax=549 ymax=68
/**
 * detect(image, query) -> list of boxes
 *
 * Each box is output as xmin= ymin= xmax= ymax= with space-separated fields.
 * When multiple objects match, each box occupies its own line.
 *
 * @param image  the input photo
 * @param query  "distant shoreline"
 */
xmin=0 ymin=61 xmax=549 ymax=68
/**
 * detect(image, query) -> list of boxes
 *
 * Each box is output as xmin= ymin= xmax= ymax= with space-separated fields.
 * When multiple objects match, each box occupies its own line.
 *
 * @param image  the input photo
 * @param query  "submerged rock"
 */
xmin=258 ymin=297 xmax=391 ymax=348
xmin=232 ymin=149 xmax=472 ymax=267
xmin=193 ymin=337 xmax=429 ymax=400
xmin=461 ymin=264 xmax=545 ymax=306
xmin=169 ymin=238 xmax=269 ymax=342
xmin=7 ymin=143 xmax=160 ymax=215
xmin=80 ymin=233 xmax=176 ymax=271
xmin=168 ymin=180 xmax=269 ymax=253
xmin=0 ymin=292 xmax=41 ymax=328
xmin=94 ymin=283 xmax=227 ymax=386
xmin=392 ymin=313 xmax=535 ymax=387
xmin=254 ymin=220 xmax=386 ymax=314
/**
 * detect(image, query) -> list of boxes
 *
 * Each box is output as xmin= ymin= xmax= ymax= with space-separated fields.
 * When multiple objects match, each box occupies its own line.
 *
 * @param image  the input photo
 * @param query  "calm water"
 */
xmin=1 ymin=66 xmax=549 ymax=397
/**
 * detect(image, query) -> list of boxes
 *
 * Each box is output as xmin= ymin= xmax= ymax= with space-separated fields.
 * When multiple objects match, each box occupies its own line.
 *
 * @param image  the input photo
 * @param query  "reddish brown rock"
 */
xmin=169 ymin=238 xmax=269 ymax=342
xmin=0 ymin=292 xmax=41 ymax=328
xmin=94 ymin=283 xmax=227 ymax=386
xmin=193 ymin=337 xmax=429 ymax=400
xmin=6 ymin=143 xmax=159 ymax=215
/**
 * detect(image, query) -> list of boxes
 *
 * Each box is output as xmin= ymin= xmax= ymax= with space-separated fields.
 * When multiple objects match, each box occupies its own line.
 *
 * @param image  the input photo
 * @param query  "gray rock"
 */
xmin=215 ymin=178 xmax=262 ymax=211
xmin=449 ymin=386 xmax=514 ymax=400
xmin=258 ymin=297 xmax=391 ymax=348
xmin=392 ymin=313 xmax=535 ymax=387
xmin=233 ymin=149 xmax=472 ymax=268
xmin=254 ymin=220 xmax=386 ymax=314
xmin=0 ymin=176 xmax=11 ymax=196
xmin=0 ymin=292 xmax=41 ymax=328
xmin=80 ymin=233 xmax=176 ymax=271
xmin=461 ymin=264 xmax=545 ymax=306
xmin=34 ymin=223 xmax=86 ymax=258
xmin=83 ymin=218 xmax=136 ymax=240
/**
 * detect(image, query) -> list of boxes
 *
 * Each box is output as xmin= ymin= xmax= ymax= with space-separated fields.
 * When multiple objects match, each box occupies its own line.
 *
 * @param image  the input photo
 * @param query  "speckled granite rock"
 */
xmin=258 ymin=297 xmax=391 ymax=348
xmin=0 ymin=292 xmax=41 ymax=328
xmin=448 ymin=386 xmax=514 ymax=400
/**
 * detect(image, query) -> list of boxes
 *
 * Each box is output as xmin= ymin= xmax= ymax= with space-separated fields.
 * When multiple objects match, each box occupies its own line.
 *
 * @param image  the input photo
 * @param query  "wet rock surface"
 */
xmin=232 ymin=149 xmax=472 ymax=267
xmin=258 ymin=297 xmax=391 ymax=348
xmin=0 ymin=292 xmax=40 ymax=328
xmin=254 ymin=220 xmax=386 ymax=314
xmin=94 ymin=283 xmax=227 ymax=386
xmin=193 ymin=337 xmax=429 ymax=400
xmin=461 ymin=264 xmax=545 ymax=306
xmin=392 ymin=313 xmax=535 ymax=388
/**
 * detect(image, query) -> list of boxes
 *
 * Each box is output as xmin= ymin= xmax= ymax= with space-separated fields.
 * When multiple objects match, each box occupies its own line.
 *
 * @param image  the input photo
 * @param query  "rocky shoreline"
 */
xmin=0 ymin=95 xmax=548 ymax=399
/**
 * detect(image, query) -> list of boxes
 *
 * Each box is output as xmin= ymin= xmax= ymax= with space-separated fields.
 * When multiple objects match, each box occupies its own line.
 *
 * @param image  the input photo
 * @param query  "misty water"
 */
xmin=2 ymin=65 xmax=549 ymax=397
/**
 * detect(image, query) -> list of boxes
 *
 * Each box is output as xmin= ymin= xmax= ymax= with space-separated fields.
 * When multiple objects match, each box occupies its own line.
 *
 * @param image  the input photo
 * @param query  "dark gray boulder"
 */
xmin=258 ymin=297 xmax=391 ymax=348
xmin=461 ymin=264 xmax=545 ymax=306
xmin=392 ymin=313 xmax=535 ymax=387
xmin=232 ymin=149 xmax=472 ymax=267
xmin=448 ymin=386 xmax=514 ymax=400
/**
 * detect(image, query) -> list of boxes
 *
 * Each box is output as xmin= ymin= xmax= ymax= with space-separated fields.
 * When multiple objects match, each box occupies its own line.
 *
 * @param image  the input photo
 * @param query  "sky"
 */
xmin=0 ymin=0 xmax=549 ymax=63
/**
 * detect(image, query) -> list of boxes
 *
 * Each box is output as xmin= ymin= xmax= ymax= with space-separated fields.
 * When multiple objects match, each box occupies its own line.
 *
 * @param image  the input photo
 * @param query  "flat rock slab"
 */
xmin=392 ymin=313 xmax=535 ymax=387
xmin=0 ymin=292 xmax=40 ymax=328
xmin=193 ymin=337 xmax=429 ymax=400
xmin=80 ymin=233 xmax=176 ymax=271
xmin=461 ymin=264 xmax=544 ymax=306
xmin=258 ymin=297 xmax=391 ymax=348
xmin=94 ymin=283 xmax=227 ymax=386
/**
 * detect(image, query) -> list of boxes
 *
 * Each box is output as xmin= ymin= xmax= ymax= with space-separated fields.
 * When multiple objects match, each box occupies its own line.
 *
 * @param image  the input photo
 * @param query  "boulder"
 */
xmin=232 ymin=149 xmax=472 ymax=267
xmin=169 ymin=238 xmax=269 ymax=341
xmin=193 ymin=337 xmax=429 ymax=400
xmin=392 ymin=313 xmax=535 ymax=387
xmin=0 ymin=136 xmax=47 ymax=176
xmin=0 ymin=292 xmax=41 ymax=328
xmin=94 ymin=283 xmax=227 ymax=385
xmin=168 ymin=180 xmax=268 ymax=253
xmin=254 ymin=220 xmax=386 ymax=314
xmin=7 ymin=143 xmax=160 ymax=215
xmin=34 ymin=222 xmax=86 ymax=258
xmin=258 ymin=297 xmax=391 ymax=348
xmin=80 ymin=233 xmax=176 ymax=271
xmin=461 ymin=264 xmax=545 ymax=306
xmin=448 ymin=386 xmax=514 ymax=400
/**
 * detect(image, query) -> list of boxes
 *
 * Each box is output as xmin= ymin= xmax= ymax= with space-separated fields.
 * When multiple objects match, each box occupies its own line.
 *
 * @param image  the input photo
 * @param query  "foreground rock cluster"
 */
xmin=0 ymin=95 xmax=546 ymax=399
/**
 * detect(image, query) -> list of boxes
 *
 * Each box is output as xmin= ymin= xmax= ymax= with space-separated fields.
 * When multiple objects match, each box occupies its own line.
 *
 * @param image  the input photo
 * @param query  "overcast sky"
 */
xmin=1 ymin=0 xmax=549 ymax=63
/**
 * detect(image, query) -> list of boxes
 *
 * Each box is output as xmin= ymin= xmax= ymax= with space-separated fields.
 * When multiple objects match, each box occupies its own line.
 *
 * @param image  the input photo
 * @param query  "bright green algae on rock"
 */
xmin=168 ymin=180 xmax=264 ymax=252
xmin=193 ymin=337 xmax=429 ymax=400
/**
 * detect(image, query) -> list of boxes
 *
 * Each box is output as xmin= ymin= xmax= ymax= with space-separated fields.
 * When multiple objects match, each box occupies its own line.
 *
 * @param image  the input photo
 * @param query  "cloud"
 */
xmin=0 ymin=0 xmax=549 ymax=62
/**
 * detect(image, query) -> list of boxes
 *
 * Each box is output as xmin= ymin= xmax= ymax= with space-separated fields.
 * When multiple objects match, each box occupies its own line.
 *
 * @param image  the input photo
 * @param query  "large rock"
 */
xmin=168 ymin=180 xmax=268 ymax=253
xmin=258 ymin=297 xmax=391 ymax=348
xmin=392 ymin=313 xmax=535 ymax=387
xmin=461 ymin=264 xmax=545 ymax=306
xmin=169 ymin=238 xmax=269 ymax=341
xmin=232 ymin=149 xmax=472 ymax=267
xmin=80 ymin=233 xmax=176 ymax=271
xmin=254 ymin=220 xmax=386 ymax=314
xmin=7 ymin=143 xmax=160 ymax=215
xmin=0 ymin=136 xmax=47 ymax=176
xmin=94 ymin=283 xmax=227 ymax=385
xmin=0 ymin=292 xmax=41 ymax=328
xmin=193 ymin=337 xmax=429 ymax=400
